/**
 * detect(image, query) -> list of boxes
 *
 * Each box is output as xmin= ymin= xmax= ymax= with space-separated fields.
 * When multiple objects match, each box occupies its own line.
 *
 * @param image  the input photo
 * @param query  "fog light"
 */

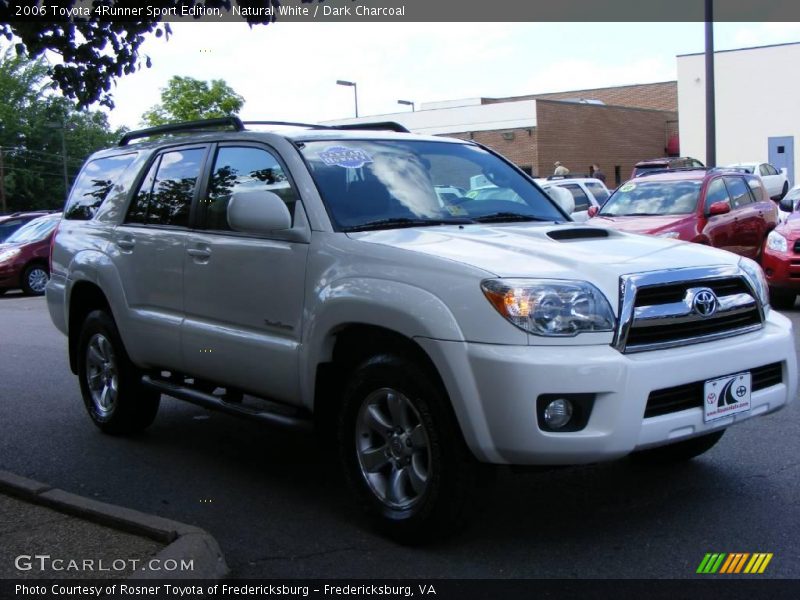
xmin=543 ymin=398 xmax=573 ymax=429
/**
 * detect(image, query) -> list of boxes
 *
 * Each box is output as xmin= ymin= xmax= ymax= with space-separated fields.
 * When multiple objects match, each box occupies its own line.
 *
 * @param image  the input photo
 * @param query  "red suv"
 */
xmin=0 ymin=213 xmax=60 ymax=296
xmin=761 ymin=193 xmax=800 ymax=309
xmin=590 ymin=169 xmax=777 ymax=261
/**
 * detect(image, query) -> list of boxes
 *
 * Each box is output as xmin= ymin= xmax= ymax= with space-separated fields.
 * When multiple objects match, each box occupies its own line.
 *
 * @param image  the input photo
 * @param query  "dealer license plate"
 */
xmin=703 ymin=372 xmax=751 ymax=422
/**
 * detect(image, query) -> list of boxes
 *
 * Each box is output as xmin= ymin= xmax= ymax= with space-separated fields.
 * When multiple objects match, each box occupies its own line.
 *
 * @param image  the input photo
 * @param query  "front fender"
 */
xmin=300 ymin=278 xmax=464 ymax=408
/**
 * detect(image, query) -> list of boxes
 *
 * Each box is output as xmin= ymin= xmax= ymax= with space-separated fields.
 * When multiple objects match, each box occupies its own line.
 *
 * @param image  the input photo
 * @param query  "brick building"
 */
xmin=326 ymin=81 xmax=679 ymax=187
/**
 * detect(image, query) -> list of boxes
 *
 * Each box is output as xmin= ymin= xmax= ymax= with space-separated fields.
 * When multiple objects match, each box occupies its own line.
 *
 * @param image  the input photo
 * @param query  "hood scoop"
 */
xmin=547 ymin=227 xmax=610 ymax=241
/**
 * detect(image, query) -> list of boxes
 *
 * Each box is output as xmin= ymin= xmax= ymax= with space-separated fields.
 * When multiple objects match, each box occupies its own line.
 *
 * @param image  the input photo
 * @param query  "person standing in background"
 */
xmin=590 ymin=163 xmax=606 ymax=183
xmin=554 ymin=161 xmax=570 ymax=176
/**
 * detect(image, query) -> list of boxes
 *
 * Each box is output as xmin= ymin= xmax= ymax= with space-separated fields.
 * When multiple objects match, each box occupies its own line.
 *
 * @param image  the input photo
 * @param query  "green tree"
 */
xmin=141 ymin=76 xmax=245 ymax=126
xmin=0 ymin=49 xmax=122 ymax=212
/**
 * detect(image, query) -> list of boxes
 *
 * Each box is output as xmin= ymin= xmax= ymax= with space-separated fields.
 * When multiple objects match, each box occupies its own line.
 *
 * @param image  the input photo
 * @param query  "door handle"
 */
xmin=116 ymin=238 xmax=135 ymax=251
xmin=187 ymin=247 xmax=212 ymax=261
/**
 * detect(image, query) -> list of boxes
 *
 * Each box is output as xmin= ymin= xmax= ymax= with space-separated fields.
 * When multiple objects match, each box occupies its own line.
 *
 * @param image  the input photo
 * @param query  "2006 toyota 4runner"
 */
xmin=47 ymin=118 xmax=797 ymax=541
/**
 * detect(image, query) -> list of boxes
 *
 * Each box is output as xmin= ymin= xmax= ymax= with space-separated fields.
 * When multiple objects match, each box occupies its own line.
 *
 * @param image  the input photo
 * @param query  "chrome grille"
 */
xmin=614 ymin=266 xmax=765 ymax=354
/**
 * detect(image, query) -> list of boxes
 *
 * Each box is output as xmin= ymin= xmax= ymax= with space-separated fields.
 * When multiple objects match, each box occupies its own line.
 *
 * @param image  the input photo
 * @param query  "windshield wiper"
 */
xmin=343 ymin=217 xmax=475 ymax=232
xmin=472 ymin=212 xmax=552 ymax=223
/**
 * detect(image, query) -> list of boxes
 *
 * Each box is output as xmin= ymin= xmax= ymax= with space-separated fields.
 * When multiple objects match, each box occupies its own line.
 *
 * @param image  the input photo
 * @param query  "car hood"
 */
xmin=778 ymin=212 xmax=800 ymax=238
xmin=348 ymin=222 xmax=736 ymax=293
xmin=590 ymin=214 xmax=694 ymax=236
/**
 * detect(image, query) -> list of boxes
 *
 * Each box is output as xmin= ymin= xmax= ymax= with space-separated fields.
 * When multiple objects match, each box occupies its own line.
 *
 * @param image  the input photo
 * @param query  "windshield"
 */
xmin=300 ymin=140 xmax=565 ymax=231
xmin=599 ymin=180 xmax=702 ymax=217
xmin=5 ymin=216 xmax=58 ymax=244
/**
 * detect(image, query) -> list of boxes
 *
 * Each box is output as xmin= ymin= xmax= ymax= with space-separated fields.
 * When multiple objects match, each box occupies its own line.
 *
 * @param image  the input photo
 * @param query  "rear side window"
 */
xmin=560 ymin=184 xmax=591 ymax=211
xmin=126 ymin=148 xmax=205 ymax=227
xmin=725 ymin=177 xmax=753 ymax=209
xmin=200 ymin=146 xmax=298 ymax=231
xmin=585 ymin=182 xmax=609 ymax=205
xmin=64 ymin=154 xmax=137 ymax=220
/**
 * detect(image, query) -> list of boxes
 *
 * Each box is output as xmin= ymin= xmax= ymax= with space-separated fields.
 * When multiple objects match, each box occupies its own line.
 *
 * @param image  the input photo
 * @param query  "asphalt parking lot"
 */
xmin=1 ymin=292 xmax=799 ymax=579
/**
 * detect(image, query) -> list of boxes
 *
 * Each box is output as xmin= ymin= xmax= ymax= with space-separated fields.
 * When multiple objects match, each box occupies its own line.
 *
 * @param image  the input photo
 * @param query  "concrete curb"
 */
xmin=0 ymin=470 xmax=228 ymax=580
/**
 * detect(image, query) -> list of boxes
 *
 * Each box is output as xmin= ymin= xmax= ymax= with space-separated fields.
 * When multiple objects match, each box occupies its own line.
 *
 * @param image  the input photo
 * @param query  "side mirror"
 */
xmin=708 ymin=201 xmax=731 ymax=216
xmin=228 ymin=190 xmax=291 ymax=234
xmin=779 ymin=196 xmax=795 ymax=213
xmin=587 ymin=206 xmax=599 ymax=218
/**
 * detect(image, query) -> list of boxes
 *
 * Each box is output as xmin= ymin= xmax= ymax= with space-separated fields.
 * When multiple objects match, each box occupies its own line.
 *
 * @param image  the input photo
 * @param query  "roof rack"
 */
xmin=330 ymin=121 xmax=409 ymax=133
xmin=242 ymin=120 xmax=330 ymax=130
xmin=118 ymin=117 xmax=411 ymax=146
xmin=634 ymin=167 xmax=708 ymax=178
xmin=546 ymin=174 xmax=590 ymax=180
xmin=118 ymin=117 xmax=245 ymax=146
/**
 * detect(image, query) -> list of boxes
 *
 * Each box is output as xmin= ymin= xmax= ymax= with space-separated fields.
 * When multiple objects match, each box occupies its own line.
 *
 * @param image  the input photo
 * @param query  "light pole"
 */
xmin=46 ymin=121 xmax=69 ymax=192
xmin=397 ymin=99 xmax=415 ymax=112
xmin=336 ymin=80 xmax=359 ymax=118
xmin=704 ymin=0 xmax=716 ymax=167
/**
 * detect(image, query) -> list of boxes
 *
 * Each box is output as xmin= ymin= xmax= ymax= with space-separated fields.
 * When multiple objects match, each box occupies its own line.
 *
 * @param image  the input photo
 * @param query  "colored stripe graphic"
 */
xmin=720 ymin=553 xmax=750 ymax=573
xmin=697 ymin=553 xmax=727 ymax=574
xmin=744 ymin=553 xmax=774 ymax=574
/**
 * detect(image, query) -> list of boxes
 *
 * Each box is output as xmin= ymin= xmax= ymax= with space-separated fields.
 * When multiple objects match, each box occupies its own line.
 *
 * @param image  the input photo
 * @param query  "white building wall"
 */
xmin=324 ymin=100 xmax=537 ymax=135
xmin=678 ymin=43 xmax=800 ymax=185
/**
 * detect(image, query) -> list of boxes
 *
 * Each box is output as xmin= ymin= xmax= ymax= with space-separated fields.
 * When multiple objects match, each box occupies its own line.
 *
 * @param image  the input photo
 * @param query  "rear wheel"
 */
xmin=631 ymin=430 xmax=725 ymax=464
xmin=21 ymin=263 xmax=49 ymax=296
xmin=770 ymin=287 xmax=796 ymax=310
xmin=338 ymin=354 xmax=489 ymax=542
xmin=77 ymin=310 xmax=160 ymax=434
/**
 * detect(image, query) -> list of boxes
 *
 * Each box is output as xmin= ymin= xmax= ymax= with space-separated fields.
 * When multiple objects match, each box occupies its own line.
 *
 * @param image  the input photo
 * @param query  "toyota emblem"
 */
xmin=692 ymin=288 xmax=718 ymax=316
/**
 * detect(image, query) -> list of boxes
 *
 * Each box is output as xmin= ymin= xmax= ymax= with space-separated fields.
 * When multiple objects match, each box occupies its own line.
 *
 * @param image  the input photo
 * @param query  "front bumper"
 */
xmin=418 ymin=310 xmax=797 ymax=465
xmin=763 ymin=246 xmax=800 ymax=290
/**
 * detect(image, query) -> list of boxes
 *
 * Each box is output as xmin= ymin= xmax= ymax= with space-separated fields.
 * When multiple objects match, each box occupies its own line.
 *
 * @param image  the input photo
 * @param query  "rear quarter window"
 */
xmin=64 ymin=154 xmax=138 ymax=220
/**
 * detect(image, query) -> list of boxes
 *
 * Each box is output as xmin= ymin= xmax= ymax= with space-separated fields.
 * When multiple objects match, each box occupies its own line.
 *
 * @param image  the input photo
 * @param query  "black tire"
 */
xmin=770 ymin=287 xmax=796 ymax=310
xmin=631 ymin=430 xmax=725 ymax=464
xmin=77 ymin=310 xmax=160 ymax=435
xmin=0 ymin=288 xmax=6 ymax=296
xmin=780 ymin=181 xmax=789 ymax=200
xmin=338 ymin=354 xmax=490 ymax=543
xmin=21 ymin=263 xmax=49 ymax=296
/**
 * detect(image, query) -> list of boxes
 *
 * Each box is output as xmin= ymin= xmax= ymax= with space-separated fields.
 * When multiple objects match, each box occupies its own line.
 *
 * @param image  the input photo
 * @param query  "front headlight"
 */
xmin=0 ymin=247 xmax=21 ymax=264
xmin=655 ymin=231 xmax=680 ymax=239
xmin=739 ymin=257 xmax=770 ymax=310
xmin=766 ymin=230 xmax=788 ymax=253
xmin=481 ymin=279 xmax=616 ymax=336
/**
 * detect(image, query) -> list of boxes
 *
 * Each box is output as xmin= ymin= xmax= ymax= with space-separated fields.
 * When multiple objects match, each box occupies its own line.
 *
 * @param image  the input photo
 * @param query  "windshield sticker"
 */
xmin=619 ymin=183 xmax=636 ymax=192
xmin=318 ymin=146 xmax=373 ymax=169
xmin=444 ymin=205 xmax=468 ymax=216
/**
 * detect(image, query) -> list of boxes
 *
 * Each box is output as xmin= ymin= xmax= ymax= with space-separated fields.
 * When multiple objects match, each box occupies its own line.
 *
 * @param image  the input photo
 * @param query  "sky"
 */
xmin=86 ymin=21 xmax=800 ymax=130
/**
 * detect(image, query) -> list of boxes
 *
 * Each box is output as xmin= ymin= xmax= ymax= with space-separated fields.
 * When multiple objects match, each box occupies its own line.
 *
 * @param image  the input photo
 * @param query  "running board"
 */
xmin=141 ymin=375 xmax=313 ymax=431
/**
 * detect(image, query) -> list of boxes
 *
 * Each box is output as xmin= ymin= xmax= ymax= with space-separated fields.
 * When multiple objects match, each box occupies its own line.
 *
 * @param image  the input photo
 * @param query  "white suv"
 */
xmin=47 ymin=118 xmax=797 ymax=541
xmin=535 ymin=177 xmax=610 ymax=221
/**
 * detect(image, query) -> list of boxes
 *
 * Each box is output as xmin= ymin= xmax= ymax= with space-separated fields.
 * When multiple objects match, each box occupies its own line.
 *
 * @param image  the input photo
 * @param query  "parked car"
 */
xmin=47 ymin=117 xmax=795 ymax=541
xmin=0 ymin=212 xmax=60 ymax=295
xmin=0 ymin=211 xmax=52 ymax=243
xmin=631 ymin=156 xmax=705 ymax=178
xmin=590 ymin=169 xmax=778 ymax=261
xmin=725 ymin=162 xmax=789 ymax=200
xmin=761 ymin=193 xmax=800 ymax=309
xmin=537 ymin=177 xmax=610 ymax=222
